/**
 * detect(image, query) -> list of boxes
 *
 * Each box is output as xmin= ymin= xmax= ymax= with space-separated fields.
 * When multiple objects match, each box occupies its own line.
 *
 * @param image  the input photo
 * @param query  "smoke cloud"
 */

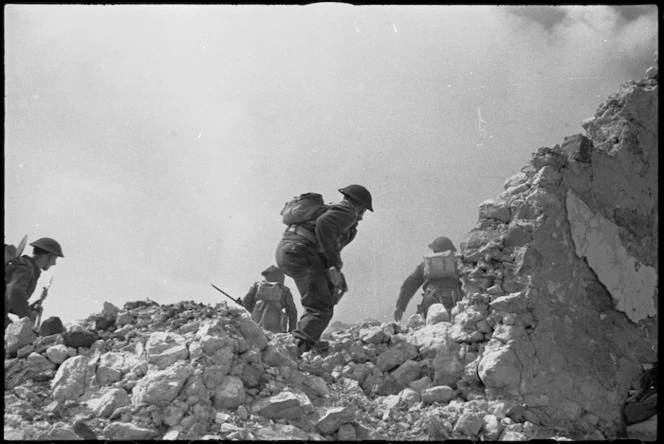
xmin=4 ymin=5 xmax=657 ymax=325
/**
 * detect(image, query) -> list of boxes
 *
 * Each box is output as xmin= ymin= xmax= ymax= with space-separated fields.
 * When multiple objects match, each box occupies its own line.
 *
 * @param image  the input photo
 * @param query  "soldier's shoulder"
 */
xmin=323 ymin=202 xmax=356 ymax=216
xmin=6 ymin=255 xmax=34 ymax=268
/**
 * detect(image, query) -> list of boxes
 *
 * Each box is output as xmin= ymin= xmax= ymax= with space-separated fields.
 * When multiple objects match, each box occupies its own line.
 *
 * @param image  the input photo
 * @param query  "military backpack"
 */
xmin=281 ymin=192 xmax=328 ymax=225
xmin=423 ymin=251 xmax=458 ymax=280
xmin=252 ymin=282 xmax=287 ymax=333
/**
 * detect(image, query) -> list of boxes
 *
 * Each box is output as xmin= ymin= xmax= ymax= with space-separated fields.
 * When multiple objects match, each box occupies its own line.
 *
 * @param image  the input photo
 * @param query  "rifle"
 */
xmin=210 ymin=283 xmax=244 ymax=307
xmin=16 ymin=235 xmax=28 ymax=258
xmin=32 ymin=276 xmax=53 ymax=328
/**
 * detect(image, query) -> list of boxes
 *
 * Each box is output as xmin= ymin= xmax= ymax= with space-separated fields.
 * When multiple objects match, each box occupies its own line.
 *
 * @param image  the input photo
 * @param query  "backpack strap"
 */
xmin=285 ymin=224 xmax=318 ymax=244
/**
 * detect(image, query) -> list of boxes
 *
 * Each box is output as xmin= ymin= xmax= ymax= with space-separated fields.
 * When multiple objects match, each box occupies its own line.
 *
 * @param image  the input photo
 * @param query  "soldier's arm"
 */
xmin=283 ymin=287 xmax=298 ymax=332
xmin=395 ymin=263 xmax=426 ymax=312
xmin=6 ymin=263 xmax=35 ymax=319
xmin=242 ymin=282 xmax=259 ymax=312
xmin=315 ymin=205 xmax=357 ymax=269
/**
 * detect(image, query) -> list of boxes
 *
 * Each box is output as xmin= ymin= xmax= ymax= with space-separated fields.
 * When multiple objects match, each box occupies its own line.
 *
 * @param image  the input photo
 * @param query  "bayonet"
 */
xmin=210 ymin=283 xmax=244 ymax=307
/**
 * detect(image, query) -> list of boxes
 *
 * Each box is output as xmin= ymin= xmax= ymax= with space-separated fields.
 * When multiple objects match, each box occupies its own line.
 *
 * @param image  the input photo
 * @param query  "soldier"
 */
xmin=276 ymin=184 xmax=373 ymax=354
xmin=242 ymin=265 xmax=297 ymax=334
xmin=394 ymin=236 xmax=462 ymax=322
xmin=5 ymin=237 xmax=64 ymax=330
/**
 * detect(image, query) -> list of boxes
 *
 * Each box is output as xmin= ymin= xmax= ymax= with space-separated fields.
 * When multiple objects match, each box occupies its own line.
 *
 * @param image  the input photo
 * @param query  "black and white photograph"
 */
xmin=4 ymin=4 xmax=658 ymax=441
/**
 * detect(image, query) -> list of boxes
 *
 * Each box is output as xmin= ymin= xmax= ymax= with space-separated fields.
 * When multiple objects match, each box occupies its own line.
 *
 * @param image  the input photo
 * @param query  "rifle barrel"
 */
xmin=210 ymin=283 xmax=242 ymax=306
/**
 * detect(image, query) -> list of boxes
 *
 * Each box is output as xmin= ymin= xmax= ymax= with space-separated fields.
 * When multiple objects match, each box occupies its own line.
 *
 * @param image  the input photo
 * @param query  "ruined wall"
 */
xmin=458 ymin=56 xmax=658 ymax=436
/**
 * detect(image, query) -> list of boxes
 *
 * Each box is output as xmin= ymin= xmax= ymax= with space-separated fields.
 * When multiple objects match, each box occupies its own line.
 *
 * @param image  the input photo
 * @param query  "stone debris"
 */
xmin=3 ymin=52 xmax=658 ymax=442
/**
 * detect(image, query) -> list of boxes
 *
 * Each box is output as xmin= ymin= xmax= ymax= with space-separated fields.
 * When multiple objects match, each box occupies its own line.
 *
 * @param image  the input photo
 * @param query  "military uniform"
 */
xmin=276 ymin=199 xmax=360 ymax=347
xmin=242 ymin=267 xmax=298 ymax=333
xmin=396 ymin=261 xmax=462 ymax=317
xmin=5 ymin=255 xmax=41 ymax=329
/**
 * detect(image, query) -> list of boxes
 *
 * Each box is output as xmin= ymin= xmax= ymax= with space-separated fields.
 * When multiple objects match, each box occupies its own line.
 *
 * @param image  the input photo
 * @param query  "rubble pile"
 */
xmin=453 ymin=51 xmax=658 ymax=439
xmin=2 ymin=299 xmax=604 ymax=441
xmin=4 ymin=53 xmax=657 ymax=442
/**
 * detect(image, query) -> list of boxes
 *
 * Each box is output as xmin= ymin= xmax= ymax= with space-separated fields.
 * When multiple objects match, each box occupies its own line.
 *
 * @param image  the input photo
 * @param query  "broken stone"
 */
xmin=398 ymin=387 xmax=421 ymax=405
xmin=390 ymin=359 xmax=422 ymax=388
xmin=37 ymin=425 xmax=83 ymax=440
xmin=406 ymin=313 xmax=425 ymax=329
xmin=426 ymin=304 xmax=450 ymax=324
xmin=337 ymin=422 xmax=357 ymax=440
xmin=145 ymin=331 xmax=189 ymax=369
xmin=38 ymin=316 xmax=65 ymax=336
xmin=409 ymin=375 xmax=433 ymax=392
xmin=51 ymin=355 xmax=89 ymax=401
xmin=212 ymin=375 xmax=246 ymax=410
xmin=376 ymin=342 xmax=418 ymax=373
xmin=499 ymin=429 xmax=527 ymax=440
xmin=252 ymin=390 xmax=311 ymax=419
xmin=477 ymin=347 xmax=522 ymax=390
xmin=359 ymin=325 xmax=389 ymax=344
xmin=102 ymin=422 xmax=158 ymax=440
xmin=432 ymin=348 xmax=463 ymax=387
xmin=316 ymin=405 xmax=356 ymax=435
xmin=422 ymin=385 xmax=455 ymax=404
xmin=97 ymin=352 xmax=126 ymax=386
xmin=132 ymin=361 xmax=194 ymax=408
xmin=5 ymin=317 xmax=37 ymax=356
xmin=561 ymin=134 xmax=592 ymax=163
xmin=479 ymin=198 xmax=511 ymax=223
xmin=482 ymin=413 xmax=503 ymax=440
xmin=532 ymin=165 xmax=562 ymax=189
xmin=45 ymin=344 xmax=70 ymax=364
xmin=26 ymin=352 xmax=56 ymax=372
xmin=63 ymin=330 xmax=98 ymax=348
xmin=454 ymin=411 xmax=484 ymax=436
xmin=92 ymin=387 xmax=131 ymax=418
xmin=489 ymin=293 xmax=529 ymax=313
xmin=236 ymin=312 xmax=268 ymax=350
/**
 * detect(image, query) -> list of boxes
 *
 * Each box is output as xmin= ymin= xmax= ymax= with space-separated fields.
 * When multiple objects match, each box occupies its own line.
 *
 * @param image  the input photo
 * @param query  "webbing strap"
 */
xmin=285 ymin=225 xmax=317 ymax=244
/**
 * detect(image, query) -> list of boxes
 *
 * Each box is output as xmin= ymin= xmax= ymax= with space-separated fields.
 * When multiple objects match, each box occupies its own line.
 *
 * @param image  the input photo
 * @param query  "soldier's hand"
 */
xmin=326 ymin=266 xmax=341 ymax=287
xmin=394 ymin=308 xmax=404 ymax=322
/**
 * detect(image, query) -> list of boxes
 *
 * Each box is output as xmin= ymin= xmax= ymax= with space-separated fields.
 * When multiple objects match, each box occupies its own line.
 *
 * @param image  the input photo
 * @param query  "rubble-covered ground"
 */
xmin=2 ymin=296 xmax=654 ymax=441
xmin=0 ymin=299 xmax=593 ymax=441
xmin=4 ymin=51 xmax=657 ymax=443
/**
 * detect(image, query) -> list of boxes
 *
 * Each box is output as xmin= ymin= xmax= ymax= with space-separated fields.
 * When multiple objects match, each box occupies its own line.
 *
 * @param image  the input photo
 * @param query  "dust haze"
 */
xmin=4 ymin=5 xmax=657 ymax=325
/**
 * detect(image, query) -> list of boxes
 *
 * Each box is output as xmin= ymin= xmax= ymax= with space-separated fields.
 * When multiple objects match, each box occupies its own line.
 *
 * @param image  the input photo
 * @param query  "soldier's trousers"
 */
xmin=417 ymin=287 xmax=461 ymax=318
xmin=275 ymin=238 xmax=335 ymax=344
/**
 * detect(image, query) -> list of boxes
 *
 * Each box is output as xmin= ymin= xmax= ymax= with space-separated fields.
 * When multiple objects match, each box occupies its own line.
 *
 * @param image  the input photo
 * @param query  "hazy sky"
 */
xmin=4 ymin=4 xmax=658 ymax=326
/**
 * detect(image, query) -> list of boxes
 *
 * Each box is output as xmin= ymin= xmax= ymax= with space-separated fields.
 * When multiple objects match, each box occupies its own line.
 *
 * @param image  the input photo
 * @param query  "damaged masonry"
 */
xmin=4 ymin=53 xmax=658 ymax=441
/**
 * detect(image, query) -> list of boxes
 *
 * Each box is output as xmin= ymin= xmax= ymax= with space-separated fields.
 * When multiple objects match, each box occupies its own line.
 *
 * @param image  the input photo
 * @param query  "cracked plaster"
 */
xmin=565 ymin=189 xmax=657 ymax=323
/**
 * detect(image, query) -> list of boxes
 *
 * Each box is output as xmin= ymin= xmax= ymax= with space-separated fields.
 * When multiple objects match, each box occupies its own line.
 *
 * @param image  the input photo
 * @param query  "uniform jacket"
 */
xmin=396 ymin=260 xmax=462 ymax=312
xmin=285 ymin=200 xmax=359 ymax=269
xmin=242 ymin=281 xmax=298 ymax=331
xmin=5 ymin=255 xmax=41 ymax=319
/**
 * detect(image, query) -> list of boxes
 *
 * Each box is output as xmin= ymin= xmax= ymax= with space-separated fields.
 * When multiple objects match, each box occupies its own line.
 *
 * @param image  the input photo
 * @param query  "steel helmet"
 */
xmin=261 ymin=265 xmax=283 ymax=278
xmin=339 ymin=184 xmax=373 ymax=212
xmin=30 ymin=237 xmax=64 ymax=257
xmin=428 ymin=236 xmax=456 ymax=253
xmin=261 ymin=265 xmax=285 ymax=284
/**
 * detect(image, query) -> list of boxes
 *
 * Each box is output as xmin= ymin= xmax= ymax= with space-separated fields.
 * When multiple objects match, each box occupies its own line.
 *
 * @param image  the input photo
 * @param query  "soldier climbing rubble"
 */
xmin=242 ymin=265 xmax=297 ymax=334
xmin=394 ymin=236 xmax=463 ymax=322
xmin=5 ymin=237 xmax=64 ymax=331
xmin=276 ymin=184 xmax=373 ymax=355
